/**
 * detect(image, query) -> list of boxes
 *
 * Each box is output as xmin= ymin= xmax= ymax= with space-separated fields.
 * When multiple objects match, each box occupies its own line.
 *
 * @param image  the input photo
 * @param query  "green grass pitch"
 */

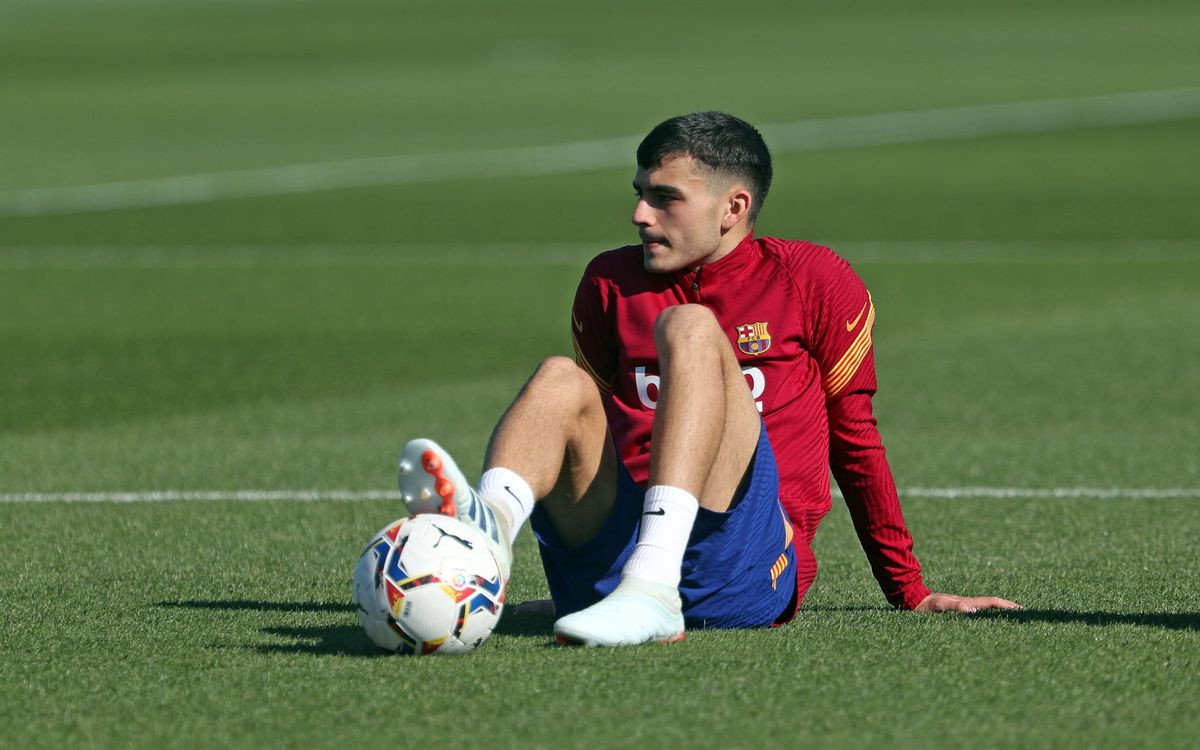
xmin=2 ymin=1 xmax=1199 ymax=748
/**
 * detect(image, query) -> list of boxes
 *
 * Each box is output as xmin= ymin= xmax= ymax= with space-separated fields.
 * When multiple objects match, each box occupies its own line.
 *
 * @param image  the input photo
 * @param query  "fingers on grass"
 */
xmin=977 ymin=596 xmax=1022 ymax=610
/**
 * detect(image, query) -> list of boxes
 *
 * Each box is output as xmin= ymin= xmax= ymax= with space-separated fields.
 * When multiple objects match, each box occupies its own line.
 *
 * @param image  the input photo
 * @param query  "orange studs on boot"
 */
xmin=421 ymin=449 xmax=458 ymax=516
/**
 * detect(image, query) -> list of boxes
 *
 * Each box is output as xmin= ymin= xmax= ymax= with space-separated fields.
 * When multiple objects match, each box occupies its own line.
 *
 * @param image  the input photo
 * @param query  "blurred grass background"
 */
xmin=1 ymin=1 xmax=1198 ymax=748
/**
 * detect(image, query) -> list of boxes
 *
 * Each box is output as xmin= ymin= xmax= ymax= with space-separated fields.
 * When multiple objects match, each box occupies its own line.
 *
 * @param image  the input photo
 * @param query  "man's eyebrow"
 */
xmin=632 ymin=181 xmax=684 ymax=197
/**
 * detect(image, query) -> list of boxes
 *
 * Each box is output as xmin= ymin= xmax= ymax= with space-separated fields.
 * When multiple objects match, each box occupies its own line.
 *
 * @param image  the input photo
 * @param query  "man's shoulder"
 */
xmin=582 ymin=244 xmax=642 ymax=279
xmin=756 ymin=237 xmax=862 ymax=293
xmin=758 ymin=237 xmax=853 ymax=275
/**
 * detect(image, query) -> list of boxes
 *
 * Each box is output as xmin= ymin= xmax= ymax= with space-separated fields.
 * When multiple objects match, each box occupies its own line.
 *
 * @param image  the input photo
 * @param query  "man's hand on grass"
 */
xmin=914 ymin=593 xmax=1022 ymax=613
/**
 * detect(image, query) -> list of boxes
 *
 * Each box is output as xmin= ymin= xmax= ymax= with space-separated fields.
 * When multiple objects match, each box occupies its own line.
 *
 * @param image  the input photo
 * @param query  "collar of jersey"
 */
xmin=674 ymin=231 xmax=758 ymax=287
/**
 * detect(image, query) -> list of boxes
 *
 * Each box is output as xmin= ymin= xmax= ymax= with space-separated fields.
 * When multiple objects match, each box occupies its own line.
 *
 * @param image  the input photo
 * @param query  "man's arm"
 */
xmin=570 ymin=256 xmax=618 ymax=392
xmin=826 ymin=390 xmax=1020 ymax=611
xmin=803 ymin=246 xmax=1019 ymax=611
xmin=827 ymin=387 xmax=932 ymax=609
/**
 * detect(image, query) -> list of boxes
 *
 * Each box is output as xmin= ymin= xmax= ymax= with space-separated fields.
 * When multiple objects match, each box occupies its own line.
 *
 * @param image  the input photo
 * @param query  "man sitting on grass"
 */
xmin=397 ymin=111 xmax=1019 ymax=646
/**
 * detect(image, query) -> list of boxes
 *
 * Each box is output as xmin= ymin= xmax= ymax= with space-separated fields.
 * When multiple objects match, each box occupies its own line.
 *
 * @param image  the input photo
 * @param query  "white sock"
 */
xmin=622 ymin=485 xmax=699 ymax=589
xmin=478 ymin=467 xmax=535 ymax=544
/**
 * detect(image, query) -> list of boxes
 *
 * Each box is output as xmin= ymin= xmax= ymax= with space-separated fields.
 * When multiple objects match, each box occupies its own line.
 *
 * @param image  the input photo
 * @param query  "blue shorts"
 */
xmin=530 ymin=422 xmax=797 ymax=629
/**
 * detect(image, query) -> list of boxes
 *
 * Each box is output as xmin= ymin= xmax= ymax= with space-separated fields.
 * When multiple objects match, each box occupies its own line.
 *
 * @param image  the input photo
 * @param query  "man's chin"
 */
xmin=642 ymin=243 xmax=675 ymax=273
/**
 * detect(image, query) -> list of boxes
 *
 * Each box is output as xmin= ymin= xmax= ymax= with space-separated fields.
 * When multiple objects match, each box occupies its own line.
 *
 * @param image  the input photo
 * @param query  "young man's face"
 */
xmin=632 ymin=155 xmax=731 ymax=274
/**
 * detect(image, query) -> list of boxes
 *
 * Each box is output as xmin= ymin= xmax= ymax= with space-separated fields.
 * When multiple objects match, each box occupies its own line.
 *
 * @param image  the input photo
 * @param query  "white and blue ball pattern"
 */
xmin=352 ymin=515 xmax=505 ymax=655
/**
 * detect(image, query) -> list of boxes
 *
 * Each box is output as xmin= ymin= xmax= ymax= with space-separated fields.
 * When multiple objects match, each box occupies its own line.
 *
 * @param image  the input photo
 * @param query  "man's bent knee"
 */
xmin=654 ymin=304 xmax=723 ymax=349
xmin=530 ymin=356 xmax=604 ymax=408
xmin=534 ymin=355 xmax=586 ymax=380
xmin=534 ymin=355 xmax=593 ymax=385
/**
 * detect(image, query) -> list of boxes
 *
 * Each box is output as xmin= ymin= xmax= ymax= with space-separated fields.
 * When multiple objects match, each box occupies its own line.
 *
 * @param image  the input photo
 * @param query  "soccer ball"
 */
xmin=352 ymin=515 xmax=505 ymax=655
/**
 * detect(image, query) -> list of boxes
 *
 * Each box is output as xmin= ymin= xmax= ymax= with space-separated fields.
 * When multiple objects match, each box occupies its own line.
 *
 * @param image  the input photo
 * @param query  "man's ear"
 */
xmin=721 ymin=186 xmax=753 ymax=231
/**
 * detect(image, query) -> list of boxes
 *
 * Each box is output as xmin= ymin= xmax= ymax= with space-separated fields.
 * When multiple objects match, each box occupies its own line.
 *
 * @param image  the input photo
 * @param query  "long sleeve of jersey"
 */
xmin=828 ymin=383 xmax=931 ymax=610
xmin=803 ymin=253 xmax=932 ymax=610
xmin=570 ymin=256 xmax=618 ymax=395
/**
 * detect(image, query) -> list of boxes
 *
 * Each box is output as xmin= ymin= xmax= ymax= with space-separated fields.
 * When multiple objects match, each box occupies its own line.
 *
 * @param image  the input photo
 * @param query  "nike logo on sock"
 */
xmin=642 ymin=508 xmax=666 ymax=516
xmin=504 ymin=485 xmax=529 ymax=513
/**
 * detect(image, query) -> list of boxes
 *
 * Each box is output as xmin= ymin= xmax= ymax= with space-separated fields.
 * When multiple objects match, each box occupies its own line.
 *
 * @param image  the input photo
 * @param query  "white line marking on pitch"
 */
xmin=1 ymin=487 xmax=1197 ymax=503
xmin=898 ymin=487 xmax=1200 ymax=500
xmin=2 ymin=86 xmax=1199 ymax=217
xmin=0 ymin=490 xmax=407 ymax=503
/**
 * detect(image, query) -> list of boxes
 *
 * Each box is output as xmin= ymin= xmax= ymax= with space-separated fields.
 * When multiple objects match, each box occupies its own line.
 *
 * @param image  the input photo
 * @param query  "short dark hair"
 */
xmin=636 ymin=111 xmax=773 ymax=221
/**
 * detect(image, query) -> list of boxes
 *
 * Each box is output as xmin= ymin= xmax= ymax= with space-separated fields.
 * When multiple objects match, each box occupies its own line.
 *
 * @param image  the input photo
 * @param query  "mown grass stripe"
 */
xmin=3 ymin=87 xmax=1199 ymax=216
xmin=2 ymin=487 xmax=1197 ymax=503
xmin=1 ymin=239 xmax=1198 ymax=270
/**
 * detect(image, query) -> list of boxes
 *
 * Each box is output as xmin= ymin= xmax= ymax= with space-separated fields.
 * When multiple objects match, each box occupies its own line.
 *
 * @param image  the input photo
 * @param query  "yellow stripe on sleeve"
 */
xmin=822 ymin=296 xmax=875 ymax=397
xmin=572 ymin=333 xmax=611 ymax=396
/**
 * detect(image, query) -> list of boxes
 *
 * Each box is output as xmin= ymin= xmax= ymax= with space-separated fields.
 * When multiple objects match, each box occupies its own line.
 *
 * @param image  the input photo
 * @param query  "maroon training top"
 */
xmin=570 ymin=232 xmax=931 ymax=609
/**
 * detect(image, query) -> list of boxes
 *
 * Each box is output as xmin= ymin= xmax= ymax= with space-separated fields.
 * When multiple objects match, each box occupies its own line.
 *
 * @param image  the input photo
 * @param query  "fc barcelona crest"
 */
xmin=735 ymin=322 xmax=771 ymax=355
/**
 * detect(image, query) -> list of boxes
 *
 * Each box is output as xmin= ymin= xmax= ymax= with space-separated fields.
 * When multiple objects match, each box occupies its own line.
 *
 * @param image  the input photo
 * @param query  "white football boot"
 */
xmin=552 ymin=575 xmax=685 ymax=647
xmin=397 ymin=438 xmax=513 ymax=580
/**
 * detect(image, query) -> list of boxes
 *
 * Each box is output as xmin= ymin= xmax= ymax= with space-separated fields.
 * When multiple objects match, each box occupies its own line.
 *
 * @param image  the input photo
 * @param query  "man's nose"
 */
xmin=631 ymin=199 xmax=653 ymax=227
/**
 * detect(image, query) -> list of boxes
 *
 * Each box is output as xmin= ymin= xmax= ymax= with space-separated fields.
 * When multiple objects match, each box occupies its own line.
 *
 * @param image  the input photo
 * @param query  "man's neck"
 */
xmin=698 ymin=226 xmax=753 ymax=268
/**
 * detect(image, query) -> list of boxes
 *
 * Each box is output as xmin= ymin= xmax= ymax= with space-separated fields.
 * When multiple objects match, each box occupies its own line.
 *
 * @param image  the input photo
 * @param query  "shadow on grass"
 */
xmin=156 ymin=598 xmax=386 ymax=657
xmin=494 ymin=610 xmax=557 ymax=639
xmin=804 ymin=605 xmax=1200 ymax=631
xmin=157 ymin=598 xmax=559 ymax=655
xmin=156 ymin=599 xmax=354 ymax=613
xmin=802 ymin=605 xmax=893 ymax=613
xmin=256 ymin=624 xmax=390 ymax=657
xmin=972 ymin=609 xmax=1200 ymax=631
